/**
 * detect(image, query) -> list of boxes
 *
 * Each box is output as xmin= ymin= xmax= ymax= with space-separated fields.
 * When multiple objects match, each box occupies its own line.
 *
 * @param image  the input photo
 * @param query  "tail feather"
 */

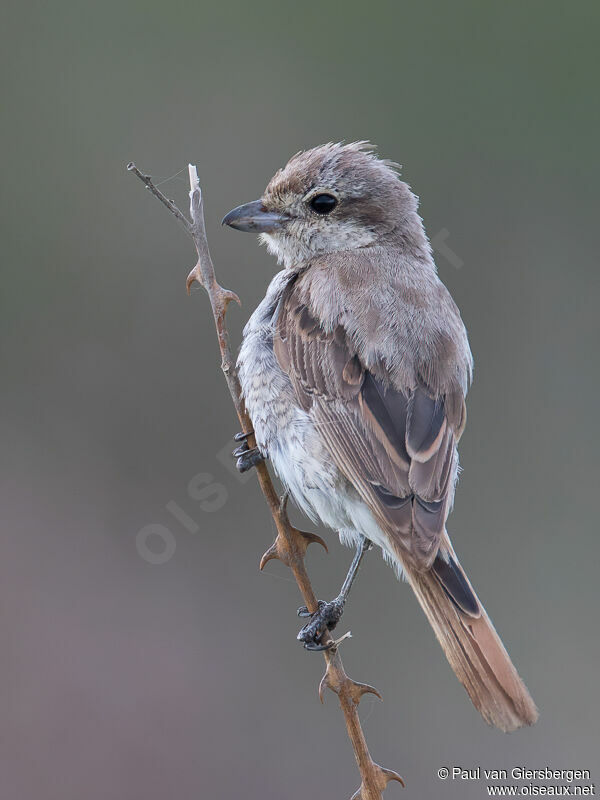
xmin=405 ymin=537 xmax=538 ymax=732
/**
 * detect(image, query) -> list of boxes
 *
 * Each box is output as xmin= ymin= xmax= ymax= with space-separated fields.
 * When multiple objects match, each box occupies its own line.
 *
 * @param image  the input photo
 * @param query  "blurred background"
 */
xmin=1 ymin=1 xmax=599 ymax=798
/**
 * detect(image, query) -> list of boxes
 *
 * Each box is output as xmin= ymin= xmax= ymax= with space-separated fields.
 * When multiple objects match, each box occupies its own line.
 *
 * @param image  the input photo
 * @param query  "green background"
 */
xmin=2 ymin=1 xmax=598 ymax=797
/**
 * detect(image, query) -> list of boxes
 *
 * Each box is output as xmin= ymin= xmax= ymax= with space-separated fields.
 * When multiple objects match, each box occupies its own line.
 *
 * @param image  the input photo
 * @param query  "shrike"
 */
xmin=223 ymin=142 xmax=537 ymax=732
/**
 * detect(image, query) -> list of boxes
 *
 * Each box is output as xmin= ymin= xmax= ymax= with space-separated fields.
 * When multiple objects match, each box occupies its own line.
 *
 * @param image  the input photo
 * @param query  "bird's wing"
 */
xmin=273 ymin=274 xmax=466 ymax=571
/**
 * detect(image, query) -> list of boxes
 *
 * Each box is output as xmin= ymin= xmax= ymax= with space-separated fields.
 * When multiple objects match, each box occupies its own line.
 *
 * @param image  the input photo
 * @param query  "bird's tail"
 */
xmin=404 ymin=535 xmax=538 ymax=732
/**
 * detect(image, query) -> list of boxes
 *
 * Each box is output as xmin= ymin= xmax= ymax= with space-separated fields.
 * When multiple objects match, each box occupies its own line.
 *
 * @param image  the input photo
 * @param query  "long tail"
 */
xmin=404 ymin=535 xmax=538 ymax=732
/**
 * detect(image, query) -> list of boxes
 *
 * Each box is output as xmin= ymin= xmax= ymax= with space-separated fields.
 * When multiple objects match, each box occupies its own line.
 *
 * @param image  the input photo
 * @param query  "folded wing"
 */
xmin=273 ymin=276 xmax=466 ymax=572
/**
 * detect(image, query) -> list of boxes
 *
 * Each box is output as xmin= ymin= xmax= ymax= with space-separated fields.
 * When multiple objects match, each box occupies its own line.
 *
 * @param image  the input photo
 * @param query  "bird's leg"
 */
xmin=232 ymin=430 xmax=267 ymax=473
xmin=297 ymin=535 xmax=372 ymax=651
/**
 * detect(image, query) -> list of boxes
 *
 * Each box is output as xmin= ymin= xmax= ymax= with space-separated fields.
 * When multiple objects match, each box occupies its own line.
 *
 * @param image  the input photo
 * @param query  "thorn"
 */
xmin=259 ymin=526 xmax=325 ymax=571
xmin=319 ymin=661 xmax=382 ymax=706
xmin=319 ymin=659 xmax=342 ymax=703
xmin=378 ymin=766 xmax=405 ymax=788
xmin=261 ymin=507 xmax=328 ymax=569
xmin=297 ymin=529 xmax=328 ymax=555
xmin=318 ymin=659 xmax=341 ymax=703
xmin=318 ymin=669 xmax=330 ymax=704
xmin=222 ymin=288 xmax=241 ymax=308
xmin=347 ymin=678 xmax=382 ymax=705
xmin=276 ymin=493 xmax=328 ymax=557
xmin=259 ymin=538 xmax=282 ymax=571
xmin=350 ymin=765 xmax=405 ymax=799
xmin=186 ymin=265 xmax=201 ymax=294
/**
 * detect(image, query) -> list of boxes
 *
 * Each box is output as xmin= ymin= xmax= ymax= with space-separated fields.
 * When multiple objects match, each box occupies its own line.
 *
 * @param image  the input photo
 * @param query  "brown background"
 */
xmin=2 ymin=1 xmax=599 ymax=797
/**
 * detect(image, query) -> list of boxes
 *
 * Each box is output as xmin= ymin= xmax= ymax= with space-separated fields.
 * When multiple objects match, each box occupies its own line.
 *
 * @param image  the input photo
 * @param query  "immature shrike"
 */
xmin=223 ymin=142 xmax=537 ymax=732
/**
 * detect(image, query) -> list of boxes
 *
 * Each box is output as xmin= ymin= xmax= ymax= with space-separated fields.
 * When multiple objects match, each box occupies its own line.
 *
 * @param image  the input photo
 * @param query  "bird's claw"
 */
xmin=297 ymin=600 xmax=326 ymax=618
xmin=232 ymin=431 xmax=266 ymax=472
xmin=235 ymin=446 xmax=265 ymax=472
xmin=297 ymin=597 xmax=345 ymax=650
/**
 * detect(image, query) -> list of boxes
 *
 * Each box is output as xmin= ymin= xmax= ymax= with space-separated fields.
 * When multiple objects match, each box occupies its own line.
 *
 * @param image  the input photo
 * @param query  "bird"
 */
xmin=222 ymin=141 xmax=538 ymax=732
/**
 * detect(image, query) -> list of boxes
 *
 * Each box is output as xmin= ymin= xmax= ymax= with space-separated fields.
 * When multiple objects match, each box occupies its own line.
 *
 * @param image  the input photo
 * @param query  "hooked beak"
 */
xmin=222 ymin=199 xmax=286 ymax=233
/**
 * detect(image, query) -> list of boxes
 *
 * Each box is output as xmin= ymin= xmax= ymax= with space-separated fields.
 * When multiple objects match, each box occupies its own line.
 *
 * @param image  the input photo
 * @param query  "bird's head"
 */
xmin=222 ymin=142 xmax=425 ymax=267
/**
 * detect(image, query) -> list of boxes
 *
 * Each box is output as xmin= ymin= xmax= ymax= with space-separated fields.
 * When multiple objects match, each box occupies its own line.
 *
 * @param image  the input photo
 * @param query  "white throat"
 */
xmin=260 ymin=221 xmax=377 ymax=268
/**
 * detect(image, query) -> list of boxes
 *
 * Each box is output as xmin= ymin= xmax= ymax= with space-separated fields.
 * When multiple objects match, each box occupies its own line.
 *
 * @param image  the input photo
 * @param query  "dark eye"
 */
xmin=309 ymin=193 xmax=338 ymax=215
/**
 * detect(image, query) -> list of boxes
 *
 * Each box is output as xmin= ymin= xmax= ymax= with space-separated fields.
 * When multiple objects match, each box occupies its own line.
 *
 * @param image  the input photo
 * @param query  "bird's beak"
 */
xmin=222 ymin=199 xmax=286 ymax=233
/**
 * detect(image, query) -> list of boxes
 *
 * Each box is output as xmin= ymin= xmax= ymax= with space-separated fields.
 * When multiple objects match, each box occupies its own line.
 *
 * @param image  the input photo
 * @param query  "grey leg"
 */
xmin=297 ymin=535 xmax=372 ymax=651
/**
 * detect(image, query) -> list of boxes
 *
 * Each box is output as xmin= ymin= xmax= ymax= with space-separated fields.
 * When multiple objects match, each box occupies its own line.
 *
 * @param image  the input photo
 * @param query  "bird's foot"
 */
xmin=297 ymin=597 xmax=345 ymax=651
xmin=232 ymin=431 xmax=266 ymax=473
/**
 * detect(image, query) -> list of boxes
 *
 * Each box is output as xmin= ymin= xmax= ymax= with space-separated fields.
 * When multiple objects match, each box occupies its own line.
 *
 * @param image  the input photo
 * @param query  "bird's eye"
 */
xmin=309 ymin=193 xmax=338 ymax=215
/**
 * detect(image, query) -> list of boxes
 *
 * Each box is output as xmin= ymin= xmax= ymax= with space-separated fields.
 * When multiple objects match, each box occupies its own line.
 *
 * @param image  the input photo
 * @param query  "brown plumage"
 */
xmin=273 ymin=264 xmax=537 ymax=732
xmin=227 ymin=142 xmax=538 ymax=732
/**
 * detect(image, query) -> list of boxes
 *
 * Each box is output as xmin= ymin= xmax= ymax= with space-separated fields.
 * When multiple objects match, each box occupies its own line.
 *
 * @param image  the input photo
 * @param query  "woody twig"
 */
xmin=128 ymin=160 xmax=404 ymax=799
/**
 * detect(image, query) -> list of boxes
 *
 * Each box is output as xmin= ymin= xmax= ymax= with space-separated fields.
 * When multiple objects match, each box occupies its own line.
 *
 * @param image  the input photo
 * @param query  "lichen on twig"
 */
xmin=128 ymin=160 xmax=404 ymax=799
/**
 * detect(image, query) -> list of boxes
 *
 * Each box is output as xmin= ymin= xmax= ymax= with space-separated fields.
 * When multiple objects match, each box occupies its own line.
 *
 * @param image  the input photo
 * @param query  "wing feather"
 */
xmin=274 ymin=276 xmax=466 ymax=570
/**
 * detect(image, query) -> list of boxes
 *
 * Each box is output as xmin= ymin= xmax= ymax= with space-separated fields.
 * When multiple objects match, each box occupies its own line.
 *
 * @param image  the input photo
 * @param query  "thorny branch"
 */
xmin=128 ymin=161 xmax=404 ymax=799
